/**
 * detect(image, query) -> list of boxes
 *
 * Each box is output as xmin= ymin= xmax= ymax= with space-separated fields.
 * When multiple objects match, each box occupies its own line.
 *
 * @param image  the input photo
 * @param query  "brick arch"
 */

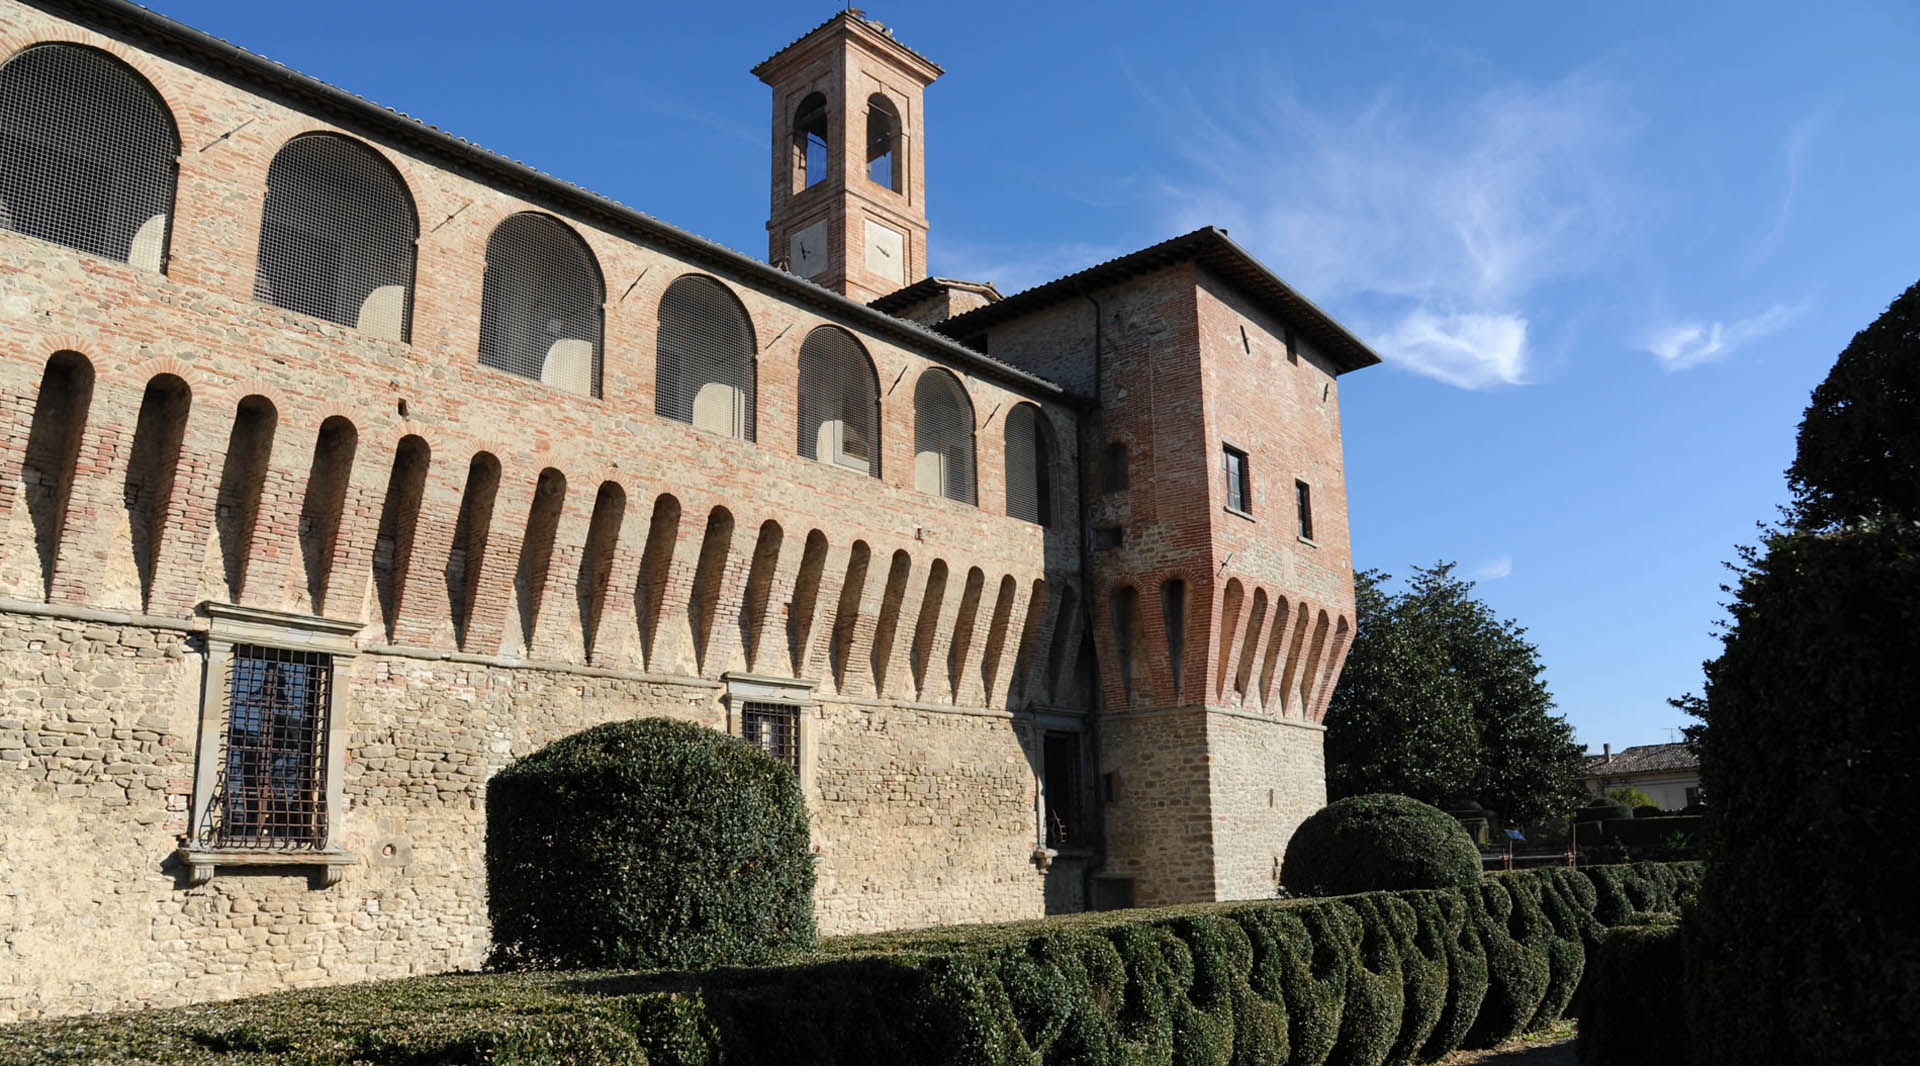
xmin=122 ymin=356 xmax=210 ymax=396
xmin=0 ymin=31 xmax=190 ymax=131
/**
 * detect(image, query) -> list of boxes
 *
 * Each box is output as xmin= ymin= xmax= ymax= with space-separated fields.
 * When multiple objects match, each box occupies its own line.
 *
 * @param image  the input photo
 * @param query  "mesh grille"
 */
xmin=201 ymin=645 xmax=331 ymax=850
xmin=1004 ymin=403 xmax=1051 ymax=525
xmin=655 ymin=274 xmax=756 ymax=440
xmin=742 ymin=702 xmax=799 ymax=772
xmin=914 ymin=370 xmax=977 ymax=504
xmin=0 ymin=43 xmax=178 ymax=270
xmin=477 ymin=212 xmax=604 ymax=397
xmin=796 ymin=326 xmax=880 ymax=476
xmin=254 ymin=133 xmax=417 ymax=340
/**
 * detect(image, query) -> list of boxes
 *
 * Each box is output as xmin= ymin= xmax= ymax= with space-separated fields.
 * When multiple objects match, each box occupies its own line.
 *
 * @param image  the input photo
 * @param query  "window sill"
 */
xmin=177 ymin=847 xmax=355 ymax=887
xmin=1297 ymin=536 xmax=1319 ymax=548
xmin=1223 ymin=505 xmax=1256 ymax=522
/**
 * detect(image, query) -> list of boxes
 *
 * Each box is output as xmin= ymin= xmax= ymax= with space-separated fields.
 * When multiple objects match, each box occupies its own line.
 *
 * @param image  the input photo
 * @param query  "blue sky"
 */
xmin=149 ymin=0 xmax=1920 ymax=750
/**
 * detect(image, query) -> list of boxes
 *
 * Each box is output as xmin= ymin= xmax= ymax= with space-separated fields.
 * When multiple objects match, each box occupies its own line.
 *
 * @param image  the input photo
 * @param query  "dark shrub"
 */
xmin=1688 ymin=525 xmax=1920 ymax=1066
xmin=1419 ymin=889 xmax=1488 ymax=1062
xmin=1327 ymin=898 xmax=1402 ymax=1066
xmin=1633 ymin=804 xmax=1665 ymax=818
xmin=1282 ymin=794 xmax=1483 ymax=897
xmin=1578 ymin=798 xmax=1630 ymax=822
xmin=1379 ymin=894 xmax=1448 ymax=1066
xmin=486 ymin=716 xmax=816 ymax=971
xmin=1577 ymin=918 xmax=1686 ymax=1066
xmin=1462 ymin=880 xmax=1549 ymax=1049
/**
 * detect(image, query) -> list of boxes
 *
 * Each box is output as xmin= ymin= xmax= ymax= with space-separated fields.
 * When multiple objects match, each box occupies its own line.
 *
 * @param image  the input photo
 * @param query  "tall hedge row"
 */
xmin=4 ymin=862 xmax=1700 ymax=1066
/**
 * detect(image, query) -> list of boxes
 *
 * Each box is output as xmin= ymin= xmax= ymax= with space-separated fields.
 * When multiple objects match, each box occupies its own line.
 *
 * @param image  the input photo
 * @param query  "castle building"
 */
xmin=0 ymin=0 xmax=1376 ymax=1018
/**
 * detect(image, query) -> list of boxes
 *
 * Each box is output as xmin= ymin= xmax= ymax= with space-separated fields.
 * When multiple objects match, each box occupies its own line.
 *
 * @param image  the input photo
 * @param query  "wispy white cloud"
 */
xmin=1746 ymin=114 xmax=1821 ymax=271
xmin=1142 ymin=70 xmax=1638 ymax=389
xmin=1471 ymin=555 xmax=1514 ymax=580
xmin=1642 ymin=303 xmax=1805 ymax=371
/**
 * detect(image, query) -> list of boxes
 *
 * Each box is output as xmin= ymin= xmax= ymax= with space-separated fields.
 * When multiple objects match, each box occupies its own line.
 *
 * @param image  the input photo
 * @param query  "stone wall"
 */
xmin=0 ymin=603 xmax=1070 ymax=1021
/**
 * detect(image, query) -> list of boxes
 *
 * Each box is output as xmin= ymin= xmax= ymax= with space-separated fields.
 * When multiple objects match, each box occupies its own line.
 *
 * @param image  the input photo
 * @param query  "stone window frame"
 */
xmin=178 ymin=602 xmax=362 ymax=886
xmin=722 ymin=672 xmax=817 ymax=797
xmin=1026 ymin=712 xmax=1091 ymax=867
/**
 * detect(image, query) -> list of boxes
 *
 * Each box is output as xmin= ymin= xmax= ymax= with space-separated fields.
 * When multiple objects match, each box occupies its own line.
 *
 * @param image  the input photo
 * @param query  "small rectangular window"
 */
xmin=1285 ymin=327 xmax=1299 ymax=365
xmin=206 ymin=645 xmax=332 ymax=850
xmin=1043 ymin=731 xmax=1084 ymax=849
xmin=1100 ymin=442 xmax=1128 ymax=494
xmin=1223 ymin=446 xmax=1251 ymax=514
xmin=742 ymin=701 xmax=800 ymax=773
xmin=1295 ymin=480 xmax=1315 ymax=541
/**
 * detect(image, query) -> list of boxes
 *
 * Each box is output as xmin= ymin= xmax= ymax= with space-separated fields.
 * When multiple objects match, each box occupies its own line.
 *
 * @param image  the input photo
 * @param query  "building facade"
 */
xmin=0 ymin=0 xmax=1376 ymax=1019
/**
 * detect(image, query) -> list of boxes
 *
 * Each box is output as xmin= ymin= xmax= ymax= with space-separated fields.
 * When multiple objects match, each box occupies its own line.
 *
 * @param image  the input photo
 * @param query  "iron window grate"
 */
xmin=201 ymin=644 xmax=332 ymax=850
xmin=796 ymin=326 xmax=880 ymax=476
xmin=0 ymin=43 xmax=178 ymax=270
xmin=742 ymin=702 xmax=799 ymax=773
xmin=655 ymin=274 xmax=757 ymax=439
xmin=254 ymin=133 xmax=417 ymax=340
xmin=477 ymin=212 xmax=604 ymax=397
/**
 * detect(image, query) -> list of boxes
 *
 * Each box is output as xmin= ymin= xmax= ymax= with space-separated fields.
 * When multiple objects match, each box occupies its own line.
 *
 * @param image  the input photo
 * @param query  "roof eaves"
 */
xmin=935 ymin=228 xmax=1383 ymax=376
xmin=50 ymin=0 xmax=1055 ymax=397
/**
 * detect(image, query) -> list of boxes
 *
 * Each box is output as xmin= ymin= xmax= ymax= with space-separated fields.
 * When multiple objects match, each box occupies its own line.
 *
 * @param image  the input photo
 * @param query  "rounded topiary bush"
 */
xmin=1281 ymin=793 xmax=1484 ymax=897
xmin=486 ymin=716 xmax=816 ymax=971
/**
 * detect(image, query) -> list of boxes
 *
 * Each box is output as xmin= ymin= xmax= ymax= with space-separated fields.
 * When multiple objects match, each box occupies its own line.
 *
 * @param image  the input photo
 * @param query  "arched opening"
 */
xmin=20 ymin=351 xmax=95 ymax=599
xmin=796 ymin=326 xmax=880 ymax=476
xmin=739 ymin=519 xmax=783 ymax=671
xmin=254 ymin=133 xmax=418 ymax=341
xmin=577 ymin=481 xmax=626 ymax=662
xmin=373 ymin=435 xmax=431 ymax=640
xmin=296 ymin=415 xmax=357 ymax=615
xmin=213 ymin=395 xmax=277 ymax=603
xmin=0 ymin=44 xmax=178 ymax=270
xmin=124 ymin=373 xmax=191 ymax=610
xmin=792 ymin=92 xmax=828 ymax=191
xmin=655 ymin=274 xmax=756 ymax=440
xmin=447 ymin=452 xmax=501 ymax=650
xmin=913 ymin=368 xmax=976 ymax=504
xmin=1004 ymin=402 xmax=1054 ymax=526
xmin=477 ymin=212 xmax=604 ymax=397
xmin=787 ymin=529 xmax=830 ymax=675
xmin=866 ymin=93 xmax=901 ymax=192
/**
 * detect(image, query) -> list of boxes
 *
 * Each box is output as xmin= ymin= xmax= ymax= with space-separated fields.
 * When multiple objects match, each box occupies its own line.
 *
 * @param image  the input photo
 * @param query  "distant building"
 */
xmin=0 ymin=1 xmax=1377 ymax=1018
xmin=1585 ymin=742 xmax=1701 ymax=810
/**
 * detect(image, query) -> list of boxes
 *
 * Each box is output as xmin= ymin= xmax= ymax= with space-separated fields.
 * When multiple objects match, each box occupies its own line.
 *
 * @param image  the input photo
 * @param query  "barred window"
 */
xmin=255 ymin=133 xmax=417 ymax=341
xmin=655 ymin=274 xmax=756 ymax=440
xmin=201 ymin=645 xmax=331 ymax=850
xmin=742 ymin=702 xmax=799 ymax=773
xmin=1004 ymin=402 xmax=1052 ymax=526
xmin=477 ymin=212 xmax=604 ymax=397
xmin=913 ymin=368 xmax=976 ymax=504
xmin=0 ymin=43 xmax=178 ymax=270
xmin=796 ymin=325 xmax=880 ymax=476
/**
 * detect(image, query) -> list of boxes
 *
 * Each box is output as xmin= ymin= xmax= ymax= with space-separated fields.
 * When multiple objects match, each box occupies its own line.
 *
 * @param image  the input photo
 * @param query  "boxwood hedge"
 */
xmin=0 ymin=862 xmax=1700 ymax=1066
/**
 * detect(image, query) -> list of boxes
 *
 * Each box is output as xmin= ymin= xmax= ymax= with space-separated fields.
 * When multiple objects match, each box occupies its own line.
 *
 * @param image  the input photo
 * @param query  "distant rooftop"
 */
xmin=1587 ymin=742 xmax=1698 ymax=775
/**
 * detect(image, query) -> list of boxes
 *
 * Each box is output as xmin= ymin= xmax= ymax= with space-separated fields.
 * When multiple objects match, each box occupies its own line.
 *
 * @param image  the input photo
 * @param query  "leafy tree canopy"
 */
xmin=1788 ymin=277 xmax=1920 ymax=531
xmin=1325 ymin=563 xmax=1587 ymax=825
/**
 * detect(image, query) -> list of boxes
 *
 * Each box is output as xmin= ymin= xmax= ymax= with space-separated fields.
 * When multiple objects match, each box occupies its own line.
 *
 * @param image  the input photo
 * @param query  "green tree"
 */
xmin=1325 ymin=563 xmax=1586 ymax=825
xmin=1683 ymin=279 xmax=1920 ymax=1065
xmin=1786 ymin=278 xmax=1920 ymax=532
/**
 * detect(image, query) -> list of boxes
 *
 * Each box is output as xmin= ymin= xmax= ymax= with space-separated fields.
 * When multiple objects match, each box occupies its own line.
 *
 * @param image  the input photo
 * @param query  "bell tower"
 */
xmin=754 ymin=12 xmax=940 ymax=304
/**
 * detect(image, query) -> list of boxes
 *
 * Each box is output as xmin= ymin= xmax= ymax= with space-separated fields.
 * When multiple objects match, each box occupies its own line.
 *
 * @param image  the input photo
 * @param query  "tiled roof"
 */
xmin=868 ymin=276 xmax=1003 ymax=315
xmin=1586 ymin=743 xmax=1699 ymax=775
xmin=753 ymin=11 xmax=943 ymax=78
xmin=57 ymin=1 xmax=1053 ymax=397
xmin=935 ymin=228 xmax=1382 ymax=375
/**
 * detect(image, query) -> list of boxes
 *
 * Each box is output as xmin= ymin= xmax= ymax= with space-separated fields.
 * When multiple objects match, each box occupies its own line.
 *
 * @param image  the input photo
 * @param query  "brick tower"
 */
xmin=754 ymin=12 xmax=939 ymax=303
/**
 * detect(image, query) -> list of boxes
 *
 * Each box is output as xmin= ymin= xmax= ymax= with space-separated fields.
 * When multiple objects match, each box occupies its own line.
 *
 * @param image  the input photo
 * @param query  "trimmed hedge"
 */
xmin=1576 ymin=919 xmax=1686 ymax=1066
xmin=1 ymin=862 xmax=1701 ymax=1066
xmin=1282 ymin=794 xmax=1484 ymax=896
xmin=486 ymin=717 xmax=816 ymax=972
